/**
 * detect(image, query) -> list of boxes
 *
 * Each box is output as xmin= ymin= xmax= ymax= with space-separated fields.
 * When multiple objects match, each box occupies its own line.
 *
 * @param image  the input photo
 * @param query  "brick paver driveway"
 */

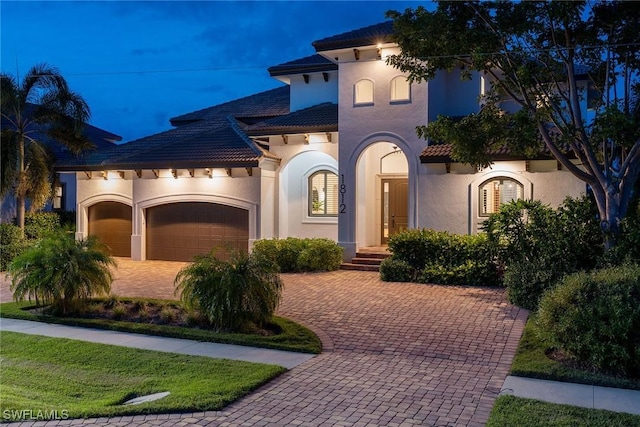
xmin=1 ymin=258 xmax=527 ymax=426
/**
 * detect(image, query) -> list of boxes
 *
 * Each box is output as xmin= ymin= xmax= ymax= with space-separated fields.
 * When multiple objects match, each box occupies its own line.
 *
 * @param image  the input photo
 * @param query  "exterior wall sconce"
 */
xmin=304 ymin=134 xmax=309 ymax=144
xmin=102 ymin=171 xmax=108 ymax=180
xmin=206 ymin=168 xmax=213 ymax=178
xmin=353 ymin=48 xmax=360 ymax=61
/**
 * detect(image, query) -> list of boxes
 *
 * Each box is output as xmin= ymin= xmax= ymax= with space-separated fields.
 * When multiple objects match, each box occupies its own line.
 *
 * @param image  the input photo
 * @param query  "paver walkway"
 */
xmin=1 ymin=258 xmax=527 ymax=426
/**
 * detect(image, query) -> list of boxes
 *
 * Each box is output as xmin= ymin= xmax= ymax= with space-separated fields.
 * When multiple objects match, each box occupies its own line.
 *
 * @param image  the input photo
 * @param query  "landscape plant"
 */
xmin=381 ymin=228 xmax=500 ymax=286
xmin=252 ymin=237 xmax=343 ymax=272
xmin=175 ymin=249 xmax=283 ymax=331
xmin=1 ymin=63 xmax=93 ymax=231
xmin=483 ymin=197 xmax=603 ymax=310
xmin=8 ymin=230 xmax=115 ymax=315
xmin=537 ymin=264 xmax=640 ymax=378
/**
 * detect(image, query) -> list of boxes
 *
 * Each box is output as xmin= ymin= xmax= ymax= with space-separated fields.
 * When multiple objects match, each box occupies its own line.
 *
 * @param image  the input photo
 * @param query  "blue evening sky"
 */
xmin=1 ymin=1 xmax=424 ymax=143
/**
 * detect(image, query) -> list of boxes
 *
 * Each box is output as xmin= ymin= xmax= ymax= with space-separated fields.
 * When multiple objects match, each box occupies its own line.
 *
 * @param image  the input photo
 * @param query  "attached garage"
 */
xmin=146 ymin=202 xmax=249 ymax=262
xmin=88 ymin=201 xmax=132 ymax=257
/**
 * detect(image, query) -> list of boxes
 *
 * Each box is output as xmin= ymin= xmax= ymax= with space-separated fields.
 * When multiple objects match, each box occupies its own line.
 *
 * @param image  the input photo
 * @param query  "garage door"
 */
xmin=88 ymin=201 xmax=132 ymax=257
xmin=146 ymin=202 xmax=249 ymax=262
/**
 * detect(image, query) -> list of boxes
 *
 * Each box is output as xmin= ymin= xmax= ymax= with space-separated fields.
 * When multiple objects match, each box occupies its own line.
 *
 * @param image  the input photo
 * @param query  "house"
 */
xmin=0 ymin=109 xmax=122 ymax=223
xmin=59 ymin=21 xmax=586 ymax=262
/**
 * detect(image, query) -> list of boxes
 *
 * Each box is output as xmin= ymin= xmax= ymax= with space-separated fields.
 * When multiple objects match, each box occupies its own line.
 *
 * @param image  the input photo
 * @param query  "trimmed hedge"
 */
xmin=381 ymin=228 xmax=500 ymax=286
xmin=252 ymin=238 xmax=343 ymax=273
xmin=0 ymin=223 xmax=27 ymax=271
xmin=537 ymin=264 xmax=640 ymax=378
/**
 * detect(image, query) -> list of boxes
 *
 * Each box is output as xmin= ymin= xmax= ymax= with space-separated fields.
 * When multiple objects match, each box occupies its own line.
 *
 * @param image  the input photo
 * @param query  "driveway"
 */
xmin=1 ymin=258 xmax=527 ymax=426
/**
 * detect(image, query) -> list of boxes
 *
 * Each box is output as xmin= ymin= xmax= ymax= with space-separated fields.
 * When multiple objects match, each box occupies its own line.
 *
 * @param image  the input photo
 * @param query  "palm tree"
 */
xmin=1 ymin=63 xmax=92 ymax=231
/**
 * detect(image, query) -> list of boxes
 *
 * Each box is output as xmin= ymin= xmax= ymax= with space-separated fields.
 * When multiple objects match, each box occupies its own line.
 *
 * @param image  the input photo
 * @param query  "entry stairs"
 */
xmin=340 ymin=247 xmax=391 ymax=272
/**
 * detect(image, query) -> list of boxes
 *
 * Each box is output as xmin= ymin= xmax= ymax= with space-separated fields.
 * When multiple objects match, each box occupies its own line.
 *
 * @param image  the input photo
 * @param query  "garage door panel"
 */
xmin=146 ymin=202 xmax=249 ymax=262
xmin=88 ymin=202 xmax=132 ymax=257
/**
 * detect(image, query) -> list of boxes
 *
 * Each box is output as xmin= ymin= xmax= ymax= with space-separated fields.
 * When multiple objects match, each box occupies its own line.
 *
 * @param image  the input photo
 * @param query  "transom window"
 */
xmin=309 ymin=171 xmax=338 ymax=216
xmin=479 ymin=177 xmax=523 ymax=216
xmin=354 ymin=79 xmax=374 ymax=105
xmin=390 ymin=76 xmax=410 ymax=102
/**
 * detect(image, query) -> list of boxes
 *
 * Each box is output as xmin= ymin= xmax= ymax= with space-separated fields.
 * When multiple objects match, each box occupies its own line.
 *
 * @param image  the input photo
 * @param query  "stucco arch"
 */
xmin=339 ymin=132 xmax=419 ymax=256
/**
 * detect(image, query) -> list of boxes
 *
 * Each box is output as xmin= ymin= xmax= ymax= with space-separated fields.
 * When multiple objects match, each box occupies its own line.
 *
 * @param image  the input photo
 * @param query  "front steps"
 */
xmin=340 ymin=249 xmax=390 ymax=272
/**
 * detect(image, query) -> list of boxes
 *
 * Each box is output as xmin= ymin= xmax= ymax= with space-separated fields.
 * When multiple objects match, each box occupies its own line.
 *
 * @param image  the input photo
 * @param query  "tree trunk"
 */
xmin=17 ymin=136 xmax=26 ymax=233
xmin=16 ymin=195 xmax=26 ymax=232
xmin=598 ymin=188 xmax=622 ymax=251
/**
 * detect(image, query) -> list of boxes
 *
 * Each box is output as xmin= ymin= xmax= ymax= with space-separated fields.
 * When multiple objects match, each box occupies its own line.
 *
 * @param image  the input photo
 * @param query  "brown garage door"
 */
xmin=88 ymin=201 xmax=132 ymax=257
xmin=146 ymin=202 xmax=249 ymax=262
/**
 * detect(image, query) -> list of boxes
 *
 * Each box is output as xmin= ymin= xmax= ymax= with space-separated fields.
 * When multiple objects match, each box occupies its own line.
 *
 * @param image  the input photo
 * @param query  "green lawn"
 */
xmin=487 ymin=395 xmax=640 ymax=427
xmin=0 ymin=300 xmax=322 ymax=354
xmin=0 ymin=331 xmax=285 ymax=421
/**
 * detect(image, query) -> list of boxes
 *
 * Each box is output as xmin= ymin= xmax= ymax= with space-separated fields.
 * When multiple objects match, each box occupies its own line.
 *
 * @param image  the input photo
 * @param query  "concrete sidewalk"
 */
xmin=0 ymin=317 xmax=315 ymax=369
xmin=501 ymin=375 xmax=640 ymax=415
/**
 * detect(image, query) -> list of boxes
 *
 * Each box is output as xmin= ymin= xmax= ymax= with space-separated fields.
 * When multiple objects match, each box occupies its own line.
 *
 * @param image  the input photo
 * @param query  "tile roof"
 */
xmin=312 ymin=21 xmax=394 ymax=51
xmin=420 ymin=144 xmax=568 ymax=163
xmin=268 ymin=54 xmax=337 ymax=77
xmin=169 ymin=85 xmax=290 ymax=126
xmin=247 ymin=103 xmax=338 ymax=136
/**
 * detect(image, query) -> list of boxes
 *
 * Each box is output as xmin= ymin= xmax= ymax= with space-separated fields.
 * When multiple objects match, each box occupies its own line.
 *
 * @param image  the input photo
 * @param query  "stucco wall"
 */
xmin=289 ymin=71 xmax=338 ymax=112
xmin=419 ymin=161 xmax=587 ymax=235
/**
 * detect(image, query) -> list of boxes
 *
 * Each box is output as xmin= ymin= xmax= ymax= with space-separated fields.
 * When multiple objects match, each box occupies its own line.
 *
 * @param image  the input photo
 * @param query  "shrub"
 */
xmin=484 ymin=197 xmax=603 ymax=310
xmin=175 ymin=249 xmax=283 ymax=331
xmin=24 ymin=211 xmax=60 ymax=240
xmin=276 ymin=238 xmax=307 ymax=272
xmin=0 ymin=223 xmax=27 ymax=271
xmin=252 ymin=237 xmax=343 ymax=273
xmin=8 ymin=231 xmax=116 ymax=315
xmin=379 ymin=257 xmax=413 ymax=282
xmin=537 ymin=264 xmax=640 ymax=377
xmin=297 ymin=238 xmax=343 ymax=272
xmin=385 ymin=228 xmax=500 ymax=286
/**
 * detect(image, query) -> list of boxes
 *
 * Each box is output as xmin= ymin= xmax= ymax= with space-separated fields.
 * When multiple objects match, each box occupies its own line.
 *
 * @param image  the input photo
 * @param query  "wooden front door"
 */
xmin=381 ymin=178 xmax=408 ymax=244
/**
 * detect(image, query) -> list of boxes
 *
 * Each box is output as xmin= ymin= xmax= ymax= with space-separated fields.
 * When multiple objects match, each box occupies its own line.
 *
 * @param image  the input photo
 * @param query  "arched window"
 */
xmin=479 ymin=177 xmax=523 ymax=216
xmin=309 ymin=170 xmax=338 ymax=216
xmin=390 ymin=76 xmax=410 ymax=102
xmin=354 ymin=79 xmax=374 ymax=105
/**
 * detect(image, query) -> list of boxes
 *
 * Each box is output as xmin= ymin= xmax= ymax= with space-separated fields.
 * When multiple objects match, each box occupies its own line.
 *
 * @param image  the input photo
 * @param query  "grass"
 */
xmin=510 ymin=314 xmax=640 ymax=391
xmin=487 ymin=395 xmax=640 ymax=427
xmin=0 ymin=299 xmax=322 ymax=354
xmin=0 ymin=331 xmax=285 ymax=421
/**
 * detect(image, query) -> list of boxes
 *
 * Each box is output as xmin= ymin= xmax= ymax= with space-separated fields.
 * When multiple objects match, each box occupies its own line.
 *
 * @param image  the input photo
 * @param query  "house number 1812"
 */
xmin=339 ymin=174 xmax=346 ymax=213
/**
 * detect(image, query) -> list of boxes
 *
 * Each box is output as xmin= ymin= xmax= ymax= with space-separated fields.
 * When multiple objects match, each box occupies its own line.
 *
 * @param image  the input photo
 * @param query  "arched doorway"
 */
xmin=355 ymin=142 xmax=409 ymax=247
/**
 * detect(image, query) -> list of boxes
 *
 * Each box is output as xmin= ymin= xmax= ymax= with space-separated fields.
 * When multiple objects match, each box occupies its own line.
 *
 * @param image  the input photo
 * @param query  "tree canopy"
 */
xmin=1 ymin=63 xmax=92 ymax=229
xmin=387 ymin=1 xmax=640 ymax=246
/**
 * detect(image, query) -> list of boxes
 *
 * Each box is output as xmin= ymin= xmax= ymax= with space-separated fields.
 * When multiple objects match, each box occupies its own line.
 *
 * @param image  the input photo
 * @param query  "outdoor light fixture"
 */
xmin=102 ymin=171 xmax=108 ymax=180
xmin=206 ymin=168 xmax=212 ymax=178
xmin=171 ymin=169 xmax=178 ymax=179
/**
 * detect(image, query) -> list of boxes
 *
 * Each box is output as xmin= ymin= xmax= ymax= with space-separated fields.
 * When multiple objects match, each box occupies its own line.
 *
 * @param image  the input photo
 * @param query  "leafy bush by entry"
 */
xmin=537 ymin=264 xmax=640 ymax=378
xmin=252 ymin=237 xmax=343 ymax=273
xmin=175 ymin=249 xmax=283 ymax=331
xmin=9 ymin=231 xmax=115 ymax=315
xmin=379 ymin=257 xmax=413 ymax=282
xmin=383 ymin=228 xmax=500 ymax=286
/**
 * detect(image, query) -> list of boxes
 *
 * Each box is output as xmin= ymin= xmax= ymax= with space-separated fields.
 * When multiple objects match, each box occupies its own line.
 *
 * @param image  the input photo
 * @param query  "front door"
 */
xmin=381 ymin=178 xmax=408 ymax=244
